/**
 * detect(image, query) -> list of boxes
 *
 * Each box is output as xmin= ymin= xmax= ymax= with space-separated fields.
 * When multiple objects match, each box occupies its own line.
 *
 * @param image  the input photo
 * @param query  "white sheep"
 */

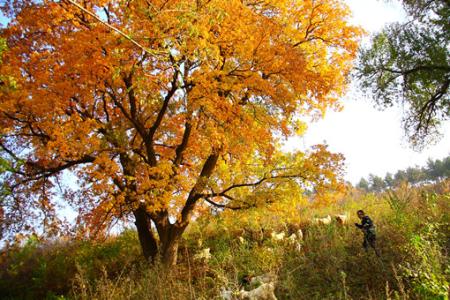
xmin=294 ymin=241 xmax=302 ymax=252
xmin=288 ymin=233 xmax=297 ymax=242
xmin=270 ymin=231 xmax=285 ymax=241
xmin=250 ymin=273 xmax=278 ymax=286
xmin=335 ymin=214 xmax=348 ymax=225
xmin=220 ymin=287 xmax=234 ymax=300
xmin=239 ymin=282 xmax=277 ymax=300
xmin=286 ymin=234 xmax=302 ymax=253
xmin=193 ymin=248 xmax=211 ymax=261
xmin=313 ymin=215 xmax=332 ymax=225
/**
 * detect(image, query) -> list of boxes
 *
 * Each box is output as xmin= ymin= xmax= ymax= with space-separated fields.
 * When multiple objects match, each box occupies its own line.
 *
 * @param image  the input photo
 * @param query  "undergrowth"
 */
xmin=0 ymin=181 xmax=449 ymax=300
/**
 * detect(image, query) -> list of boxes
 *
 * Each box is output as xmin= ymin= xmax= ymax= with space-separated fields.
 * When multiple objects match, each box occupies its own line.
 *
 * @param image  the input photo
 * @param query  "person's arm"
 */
xmin=354 ymin=222 xmax=363 ymax=228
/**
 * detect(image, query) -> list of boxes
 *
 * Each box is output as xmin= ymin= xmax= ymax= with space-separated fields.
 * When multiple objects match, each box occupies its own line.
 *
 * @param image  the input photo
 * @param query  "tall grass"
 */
xmin=0 ymin=181 xmax=448 ymax=299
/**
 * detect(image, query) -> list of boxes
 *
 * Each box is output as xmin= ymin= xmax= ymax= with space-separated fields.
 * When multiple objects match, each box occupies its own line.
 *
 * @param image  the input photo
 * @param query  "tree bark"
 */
xmin=161 ymin=236 xmax=180 ymax=266
xmin=133 ymin=206 xmax=158 ymax=262
xmin=154 ymin=213 xmax=184 ymax=266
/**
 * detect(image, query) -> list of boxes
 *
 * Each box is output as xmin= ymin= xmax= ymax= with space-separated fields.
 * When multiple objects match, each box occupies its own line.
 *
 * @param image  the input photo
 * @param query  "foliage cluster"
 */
xmin=356 ymin=0 xmax=450 ymax=147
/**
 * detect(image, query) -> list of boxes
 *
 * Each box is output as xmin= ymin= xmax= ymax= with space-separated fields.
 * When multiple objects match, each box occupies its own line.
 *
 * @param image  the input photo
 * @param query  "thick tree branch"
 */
xmin=173 ymin=121 xmax=192 ymax=166
xmin=148 ymin=69 xmax=179 ymax=141
xmin=179 ymin=153 xmax=219 ymax=225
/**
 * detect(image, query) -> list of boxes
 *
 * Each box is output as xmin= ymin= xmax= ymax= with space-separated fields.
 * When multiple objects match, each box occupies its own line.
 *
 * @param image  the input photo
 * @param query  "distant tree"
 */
xmin=443 ymin=156 xmax=450 ymax=178
xmin=369 ymin=174 xmax=386 ymax=193
xmin=426 ymin=157 xmax=449 ymax=181
xmin=357 ymin=178 xmax=370 ymax=192
xmin=405 ymin=167 xmax=425 ymax=184
xmin=394 ymin=170 xmax=409 ymax=186
xmin=356 ymin=154 xmax=450 ymax=192
xmin=384 ymin=172 xmax=395 ymax=188
xmin=356 ymin=0 xmax=450 ymax=148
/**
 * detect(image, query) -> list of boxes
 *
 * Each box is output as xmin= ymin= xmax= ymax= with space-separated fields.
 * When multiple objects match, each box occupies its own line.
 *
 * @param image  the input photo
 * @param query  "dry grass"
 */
xmin=1 ymin=181 xmax=449 ymax=300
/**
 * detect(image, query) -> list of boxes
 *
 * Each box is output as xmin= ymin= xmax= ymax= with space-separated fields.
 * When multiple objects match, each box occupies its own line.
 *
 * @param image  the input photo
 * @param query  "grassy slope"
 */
xmin=0 ymin=181 xmax=449 ymax=300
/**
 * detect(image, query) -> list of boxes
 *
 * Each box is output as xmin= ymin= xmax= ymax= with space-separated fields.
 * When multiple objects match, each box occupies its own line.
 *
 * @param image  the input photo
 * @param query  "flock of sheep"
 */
xmin=192 ymin=213 xmax=349 ymax=299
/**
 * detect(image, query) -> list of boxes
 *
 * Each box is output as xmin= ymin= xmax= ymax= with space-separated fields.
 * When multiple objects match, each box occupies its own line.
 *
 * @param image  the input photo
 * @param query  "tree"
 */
xmin=356 ymin=0 xmax=450 ymax=148
xmin=368 ymin=174 xmax=386 ymax=193
xmin=357 ymin=178 xmax=370 ymax=192
xmin=0 ymin=0 xmax=361 ymax=264
xmin=426 ymin=157 xmax=449 ymax=181
xmin=405 ymin=166 xmax=425 ymax=184
xmin=394 ymin=170 xmax=409 ymax=186
xmin=384 ymin=172 xmax=395 ymax=188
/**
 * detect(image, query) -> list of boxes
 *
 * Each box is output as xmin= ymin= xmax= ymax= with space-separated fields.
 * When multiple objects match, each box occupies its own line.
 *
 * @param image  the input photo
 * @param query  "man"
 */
xmin=354 ymin=210 xmax=380 ymax=257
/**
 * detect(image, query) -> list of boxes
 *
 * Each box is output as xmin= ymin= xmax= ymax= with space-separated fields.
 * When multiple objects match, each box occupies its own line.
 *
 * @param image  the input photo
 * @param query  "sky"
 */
xmin=284 ymin=0 xmax=450 ymax=184
xmin=0 ymin=0 xmax=448 ymax=187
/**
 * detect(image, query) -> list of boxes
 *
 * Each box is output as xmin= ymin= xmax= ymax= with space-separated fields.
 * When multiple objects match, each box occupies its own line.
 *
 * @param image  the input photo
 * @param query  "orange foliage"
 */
xmin=0 ymin=0 xmax=361 ymax=249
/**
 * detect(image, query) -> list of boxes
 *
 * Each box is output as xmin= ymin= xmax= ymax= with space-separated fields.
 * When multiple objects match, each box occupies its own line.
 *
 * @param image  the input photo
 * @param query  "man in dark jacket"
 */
xmin=355 ymin=210 xmax=380 ymax=257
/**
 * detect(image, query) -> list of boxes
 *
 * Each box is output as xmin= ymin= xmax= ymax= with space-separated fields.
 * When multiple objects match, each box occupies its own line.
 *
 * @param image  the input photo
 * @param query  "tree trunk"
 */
xmin=156 ymin=217 xmax=185 ymax=266
xmin=133 ymin=206 xmax=158 ymax=262
xmin=161 ymin=237 xmax=180 ymax=266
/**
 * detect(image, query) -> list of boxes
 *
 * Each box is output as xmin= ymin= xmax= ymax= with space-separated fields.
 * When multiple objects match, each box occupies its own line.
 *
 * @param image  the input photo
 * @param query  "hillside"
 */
xmin=1 ymin=180 xmax=448 ymax=300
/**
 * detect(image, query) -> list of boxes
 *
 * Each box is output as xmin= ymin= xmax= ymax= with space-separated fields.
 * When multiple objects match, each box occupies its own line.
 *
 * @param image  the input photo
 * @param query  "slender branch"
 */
xmin=203 ymin=197 xmax=250 ymax=210
xmin=381 ymin=65 xmax=450 ymax=75
xmin=65 ymin=0 xmax=164 ymax=56
xmin=211 ymin=173 xmax=307 ymax=196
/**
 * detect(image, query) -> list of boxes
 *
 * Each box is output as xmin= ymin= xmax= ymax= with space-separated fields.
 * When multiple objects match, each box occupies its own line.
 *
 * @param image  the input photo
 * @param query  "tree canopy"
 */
xmin=356 ymin=0 xmax=450 ymax=148
xmin=0 ymin=0 xmax=361 ymax=264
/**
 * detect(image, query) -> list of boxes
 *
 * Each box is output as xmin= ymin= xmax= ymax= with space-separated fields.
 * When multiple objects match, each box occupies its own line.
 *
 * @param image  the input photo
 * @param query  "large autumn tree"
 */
xmin=0 ymin=0 xmax=361 ymax=264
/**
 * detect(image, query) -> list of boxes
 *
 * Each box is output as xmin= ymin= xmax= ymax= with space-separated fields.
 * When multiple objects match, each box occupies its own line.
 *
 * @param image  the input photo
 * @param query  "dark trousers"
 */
xmin=363 ymin=234 xmax=380 ymax=257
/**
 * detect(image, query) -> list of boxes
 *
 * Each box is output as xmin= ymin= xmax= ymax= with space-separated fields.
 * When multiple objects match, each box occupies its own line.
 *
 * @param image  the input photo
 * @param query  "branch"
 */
xmin=179 ymin=153 xmax=220 ymax=224
xmin=65 ymin=0 xmax=164 ymax=56
xmin=9 ymin=155 xmax=96 ymax=189
xmin=380 ymin=65 xmax=450 ymax=76
xmin=173 ymin=121 xmax=192 ymax=166
xmin=211 ymin=173 xmax=306 ymax=196
xmin=148 ymin=69 xmax=179 ymax=140
xmin=203 ymin=197 xmax=251 ymax=211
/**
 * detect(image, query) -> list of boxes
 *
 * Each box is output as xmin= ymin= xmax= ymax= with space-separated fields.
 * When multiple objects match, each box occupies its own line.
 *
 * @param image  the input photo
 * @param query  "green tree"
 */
xmin=426 ymin=157 xmax=449 ymax=181
xmin=369 ymin=174 xmax=386 ymax=193
xmin=405 ymin=166 xmax=425 ymax=184
xmin=357 ymin=177 xmax=370 ymax=192
xmin=356 ymin=0 xmax=450 ymax=148
xmin=384 ymin=172 xmax=395 ymax=188
xmin=394 ymin=170 xmax=408 ymax=186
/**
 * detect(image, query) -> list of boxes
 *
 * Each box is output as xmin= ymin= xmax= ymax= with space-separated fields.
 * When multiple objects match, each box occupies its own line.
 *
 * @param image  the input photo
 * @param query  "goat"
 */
xmin=250 ymin=273 xmax=278 ymax=286
xmin=313 ymin=215 xmax=332 ymax=225
xmin=270 ymin=231 xmax=285 ymax=241
xmin=193 ymin=248 xmax=211 ymax=261
xmin=220 ymin=287 xmax=234 ymax=300
xmin=334 ymin=214 xmax=348 ymax=225
xmin=239 ymin=282 xmax=277 ymax=300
